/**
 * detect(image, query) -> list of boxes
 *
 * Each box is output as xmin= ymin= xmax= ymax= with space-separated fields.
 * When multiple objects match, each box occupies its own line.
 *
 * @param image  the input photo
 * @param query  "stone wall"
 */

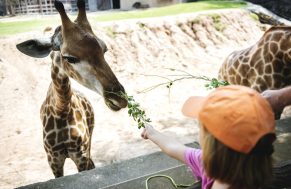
xmin=246 ymin=0 xmax=291 ymax=21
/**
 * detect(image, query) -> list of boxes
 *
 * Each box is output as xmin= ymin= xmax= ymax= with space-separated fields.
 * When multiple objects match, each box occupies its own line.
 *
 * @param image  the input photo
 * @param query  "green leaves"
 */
xmin=205 ymin=78 xmax=229 ymax=89
xmin=119 ymin=92 xmax=151 ymax=129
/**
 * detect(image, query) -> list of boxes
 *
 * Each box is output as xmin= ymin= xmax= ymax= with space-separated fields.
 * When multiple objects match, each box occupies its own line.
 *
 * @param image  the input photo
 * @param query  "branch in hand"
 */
xmin=119 ymin=92 xmax=151 ymax=129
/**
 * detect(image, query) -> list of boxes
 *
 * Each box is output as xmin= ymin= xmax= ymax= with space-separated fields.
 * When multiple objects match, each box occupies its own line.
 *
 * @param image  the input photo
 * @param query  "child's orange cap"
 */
xmin=182 ymin=85 xmax=275 ymax=153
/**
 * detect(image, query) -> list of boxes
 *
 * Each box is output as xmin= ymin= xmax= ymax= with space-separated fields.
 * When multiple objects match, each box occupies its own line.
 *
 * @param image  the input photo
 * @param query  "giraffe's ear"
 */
xmin=96 ymin=37 xmax=108 ymax=53
xmin=16 ymin=38 xmax=52 ymax=58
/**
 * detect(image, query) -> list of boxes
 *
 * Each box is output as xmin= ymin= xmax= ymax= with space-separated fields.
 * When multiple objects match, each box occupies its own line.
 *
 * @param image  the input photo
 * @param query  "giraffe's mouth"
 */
xmin=103 ymin=85 xmax=128 ymax=111
xmin=105 ymin=97 xmax=127 ymax=111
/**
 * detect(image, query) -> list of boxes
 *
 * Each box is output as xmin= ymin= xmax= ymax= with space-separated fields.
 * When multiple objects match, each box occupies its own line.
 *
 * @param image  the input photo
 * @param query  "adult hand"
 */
xmin=261 ymin=89 xmax=284 ymax=120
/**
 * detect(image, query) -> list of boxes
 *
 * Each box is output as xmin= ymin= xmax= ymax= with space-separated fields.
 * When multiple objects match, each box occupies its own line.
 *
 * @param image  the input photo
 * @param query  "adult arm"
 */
xmin=261 ymin=86 xmax=291 ymax=119
xmin=141 ymin=124 xmax=187 ymax=163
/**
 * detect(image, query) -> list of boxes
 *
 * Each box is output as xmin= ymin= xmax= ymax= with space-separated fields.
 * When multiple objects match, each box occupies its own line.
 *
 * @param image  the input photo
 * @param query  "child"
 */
xmin=141 ymin=85 xmax=276 ymax=189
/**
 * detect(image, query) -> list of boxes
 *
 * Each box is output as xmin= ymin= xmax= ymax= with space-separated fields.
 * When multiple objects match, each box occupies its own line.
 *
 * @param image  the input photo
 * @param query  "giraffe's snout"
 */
xmin=105 ymin=98 xmax=127 ymax=111
xmin=104 ymin=85 xmax=128 ymax=111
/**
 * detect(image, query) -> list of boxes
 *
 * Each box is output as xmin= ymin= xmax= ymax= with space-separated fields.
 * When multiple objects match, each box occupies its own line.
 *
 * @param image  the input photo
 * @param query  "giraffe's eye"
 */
xmin=62 ymin=56 xmax=80 ymax=64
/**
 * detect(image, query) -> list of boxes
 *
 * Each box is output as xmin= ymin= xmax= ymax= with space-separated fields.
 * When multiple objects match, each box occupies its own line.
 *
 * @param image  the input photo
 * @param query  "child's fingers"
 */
xmin=141 ymin=129 xmax=148 ymax=139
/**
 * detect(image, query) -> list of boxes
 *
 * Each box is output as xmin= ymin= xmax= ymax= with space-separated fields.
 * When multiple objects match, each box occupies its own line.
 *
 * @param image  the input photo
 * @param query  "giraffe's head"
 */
xmin=16 ymin=0 xmax=127 ymax=111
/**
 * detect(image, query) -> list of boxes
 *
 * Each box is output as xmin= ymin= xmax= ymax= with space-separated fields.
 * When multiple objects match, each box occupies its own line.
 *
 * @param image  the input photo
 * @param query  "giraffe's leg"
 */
xmin=70 ymin=152 xmax=95 ymax=172
xmin=47 ymin=152 xmax=66 ymax=178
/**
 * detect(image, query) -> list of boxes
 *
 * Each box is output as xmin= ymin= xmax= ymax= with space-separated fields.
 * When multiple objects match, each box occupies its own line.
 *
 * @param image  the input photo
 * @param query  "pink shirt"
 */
xmin=184 ymin=148 xmax=214 ymax=189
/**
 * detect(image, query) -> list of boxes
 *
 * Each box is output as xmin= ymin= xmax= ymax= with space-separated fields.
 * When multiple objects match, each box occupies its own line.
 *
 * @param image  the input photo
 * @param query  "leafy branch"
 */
xmin=138 ymin=68 xmax=229 ymax=93
xmin=205 ymin=78 xmax=229 ymax=89
xmin=110 ymin=69 xmax=229 ymax=130
xmin=118 ymin=92 xmax=151 ymax=129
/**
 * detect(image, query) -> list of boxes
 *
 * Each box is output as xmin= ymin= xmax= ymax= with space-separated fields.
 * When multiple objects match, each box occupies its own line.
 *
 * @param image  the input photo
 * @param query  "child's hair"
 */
xmin=202 ymin=126 xmax=275 ymax=189
xmin=182 ymin=85 xmax=277 ymax=188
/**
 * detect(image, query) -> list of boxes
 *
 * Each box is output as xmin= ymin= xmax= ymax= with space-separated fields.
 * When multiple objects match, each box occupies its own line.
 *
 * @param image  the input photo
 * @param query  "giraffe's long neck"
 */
xmin=49 ymin=51 xmax=72 ymax=118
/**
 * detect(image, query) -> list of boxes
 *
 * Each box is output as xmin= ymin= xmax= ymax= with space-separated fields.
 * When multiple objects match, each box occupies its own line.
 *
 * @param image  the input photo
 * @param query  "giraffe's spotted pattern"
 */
xmin=40 ymin=52 xmax=95 ymax=178
xmin=219 ymin=26 xmax=291 ymax=92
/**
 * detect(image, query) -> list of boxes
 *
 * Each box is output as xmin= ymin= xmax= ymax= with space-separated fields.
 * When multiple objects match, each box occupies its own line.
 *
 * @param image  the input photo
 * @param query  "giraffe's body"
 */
xmin=41 ymin=52 xmax=95 ymax=177
xmin=16 ymin=0 xmax=127 ymax=178
xmin=218 ymin=26 xmax=291 ymax=92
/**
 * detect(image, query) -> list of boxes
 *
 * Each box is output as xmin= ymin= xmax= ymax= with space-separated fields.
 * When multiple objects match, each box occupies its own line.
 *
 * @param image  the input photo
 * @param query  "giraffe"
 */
xmin=16 ymin=0 xmax=127 ymax=178
xmin=218 ymin=26 xmax=291 ymax=93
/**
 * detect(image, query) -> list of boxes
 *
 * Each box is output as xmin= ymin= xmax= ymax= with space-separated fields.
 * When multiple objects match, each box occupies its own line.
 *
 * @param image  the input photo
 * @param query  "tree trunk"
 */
xmin=38 ymin=0 xmax=42 ymax=14
xmin=7 ymin=1 xmax=15 ymax=16
xmin=49 ymin=0 xmax=52 ymax=13
xmin=4 ymin=0 xmax=8 ymax=15
xmin=24 ymin=0 xmax=27 ymax=14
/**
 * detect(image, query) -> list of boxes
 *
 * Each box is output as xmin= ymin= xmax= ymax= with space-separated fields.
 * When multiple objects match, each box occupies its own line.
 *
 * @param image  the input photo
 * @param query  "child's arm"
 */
xmin=141 ymin=124 xmax=187 ymax=163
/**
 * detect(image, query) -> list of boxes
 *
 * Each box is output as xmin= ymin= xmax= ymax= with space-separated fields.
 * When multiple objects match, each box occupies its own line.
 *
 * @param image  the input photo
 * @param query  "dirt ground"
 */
xmin=0 ymin=9 xmax=266 ymax=188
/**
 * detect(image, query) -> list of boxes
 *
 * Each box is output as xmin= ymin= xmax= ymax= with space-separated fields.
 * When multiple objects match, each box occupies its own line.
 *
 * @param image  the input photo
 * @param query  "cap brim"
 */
xmin=182 ymin=96 xmax=206 ymax=118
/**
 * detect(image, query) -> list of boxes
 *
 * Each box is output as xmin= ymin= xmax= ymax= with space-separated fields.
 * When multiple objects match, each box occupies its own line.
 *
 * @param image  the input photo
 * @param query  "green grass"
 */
xmin=0 ymin=1 xmax=246 ymax=36
xmin=0 ymin=19 xmax=57 ymax=36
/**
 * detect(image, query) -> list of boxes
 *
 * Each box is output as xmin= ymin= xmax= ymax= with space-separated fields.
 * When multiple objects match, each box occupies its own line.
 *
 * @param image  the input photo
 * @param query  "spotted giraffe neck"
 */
xmin=48 ymin=51 xmax=72 ymax=118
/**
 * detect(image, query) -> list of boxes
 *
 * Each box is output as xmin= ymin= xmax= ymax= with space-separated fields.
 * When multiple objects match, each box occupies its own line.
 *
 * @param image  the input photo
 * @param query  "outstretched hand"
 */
xmin=140 ymin=123 xmax=187 ymax=163
xmin=141 ymin=124 xmax=155 ymax=139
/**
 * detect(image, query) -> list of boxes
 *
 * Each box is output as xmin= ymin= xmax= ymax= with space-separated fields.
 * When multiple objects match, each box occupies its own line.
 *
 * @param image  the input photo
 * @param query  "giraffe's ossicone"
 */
xmin=16 ymin=0 xmax=127 ymax=178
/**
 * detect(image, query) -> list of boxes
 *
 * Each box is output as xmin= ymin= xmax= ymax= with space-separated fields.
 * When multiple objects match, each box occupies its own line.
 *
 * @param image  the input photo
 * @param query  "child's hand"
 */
xmin=141 ymin=123 xmax=155 ymax=139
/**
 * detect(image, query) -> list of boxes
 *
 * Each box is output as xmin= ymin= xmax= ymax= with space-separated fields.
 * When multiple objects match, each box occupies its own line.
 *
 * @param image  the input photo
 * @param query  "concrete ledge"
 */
xmin=17 ymin=143 xmax=199 ymax=189
xmin=17 ymin=118 xmax=291 ymax=189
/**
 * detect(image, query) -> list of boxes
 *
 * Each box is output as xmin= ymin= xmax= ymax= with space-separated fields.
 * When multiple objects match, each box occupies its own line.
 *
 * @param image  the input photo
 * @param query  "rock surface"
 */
xmin=246 ymin=0 xmax=291 ymax=21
